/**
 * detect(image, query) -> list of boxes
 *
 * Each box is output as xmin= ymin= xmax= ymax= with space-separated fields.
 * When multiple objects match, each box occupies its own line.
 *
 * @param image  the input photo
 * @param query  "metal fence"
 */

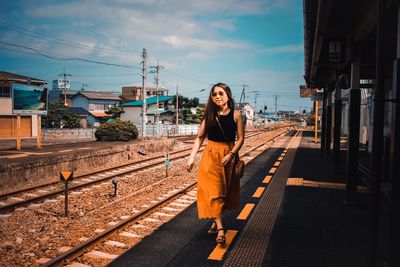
xmin=136 ymin=124 xmax=200 ymax=137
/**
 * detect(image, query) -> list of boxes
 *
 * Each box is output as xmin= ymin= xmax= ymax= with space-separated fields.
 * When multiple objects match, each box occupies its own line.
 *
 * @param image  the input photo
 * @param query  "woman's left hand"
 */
xmin=221 ymin=153 xmax=233 ymax=166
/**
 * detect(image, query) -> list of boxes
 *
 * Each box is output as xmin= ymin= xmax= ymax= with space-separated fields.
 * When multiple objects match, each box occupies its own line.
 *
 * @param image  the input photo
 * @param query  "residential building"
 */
xmin=0 ymin=71 xmax=47 ymax=138
xmin=67 ymin=107 xmax=91 ymax=128
xmin=235 ymin=103 xmax=254 ymax=126
xmin=121 ymin=95 xmax=174 ymax=125
xmin=72 ymin=91 xmax=122 ymax=126
xmin=122 ymin=86 xmax=169 ymax=102
xmin=48 ymin=79 xmax=79 ymax=107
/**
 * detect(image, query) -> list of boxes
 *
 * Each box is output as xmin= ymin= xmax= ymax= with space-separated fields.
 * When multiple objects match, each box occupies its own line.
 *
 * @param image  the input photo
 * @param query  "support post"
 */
xmin=345 ymin=58 xmax=361 ymax=203
xmin=314 ymin=100 xmax=319 ymax=143
xmin=16 ymin=114 xmax=21 ymax=150
xmin=325 ymin=92 xmax=333 ymax=154
xmin=390 ymin=59 xmax=400 ymax=267
xmin=333 ymin=87 xmax=342 ymax=165
xmin=141 ymin=48 xmax=148 ymax=137
xmin=176 ymin=84 xmax=179 ymax=136
xmin=389 ymin=6 xmax=400 ymax=266
xmin=368 ymin=0 xmax=385 ymax=265
xmin=320 ymin=89 xmax=327 ymax=157
xmin=36 ymin=115 xmax=42 ymax=149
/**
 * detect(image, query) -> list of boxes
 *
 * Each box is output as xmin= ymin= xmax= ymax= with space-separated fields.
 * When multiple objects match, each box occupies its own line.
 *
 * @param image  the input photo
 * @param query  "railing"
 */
xmin=136 ymin=124 xmax=200 ymax=137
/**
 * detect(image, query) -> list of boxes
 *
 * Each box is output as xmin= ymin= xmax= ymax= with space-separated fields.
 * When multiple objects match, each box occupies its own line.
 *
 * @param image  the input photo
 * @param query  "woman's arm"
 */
xmin=186 ymin=120 xmax=205 ymax=172
xmin=231 ymin=110 xmax=245 ymax=154
xmin=220 ymin=110 xmax=244 ymax=166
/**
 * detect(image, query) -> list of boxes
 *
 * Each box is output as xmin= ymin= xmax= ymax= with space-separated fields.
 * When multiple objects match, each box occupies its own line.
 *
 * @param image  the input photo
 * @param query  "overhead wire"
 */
xmin=0 ymin=19 xmax=141 ymax=56
xmin=0 ymin=40 xmax=142 ymax=69
xmin=0 ymin=20 xmax=306 ymax=103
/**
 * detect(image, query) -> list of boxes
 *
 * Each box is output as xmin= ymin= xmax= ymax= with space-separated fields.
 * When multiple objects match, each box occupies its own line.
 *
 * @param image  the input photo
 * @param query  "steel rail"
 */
xmin=0 ymin=151 xmax=194 ymax=213
xmin=0 ymin=130 xmax=275 ymax=200
xmin=42 ymin=181 xmax=198 ymax=267
xmin=0 ymin=147 xmax=193 ymax=200
xmin=42 ymin=128 xmax=291 ymax=267
xmin=0 ymin=129 xmax=288 ymax=213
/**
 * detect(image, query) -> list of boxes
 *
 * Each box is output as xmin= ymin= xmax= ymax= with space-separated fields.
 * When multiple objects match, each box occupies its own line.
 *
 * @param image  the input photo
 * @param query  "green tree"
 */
xmin=181 ymin=106 xmax=204 ymax=124
xmin=95 ymin=119 xmax=138 ymax=141
xmin=42 ymin=103 xmax=80 ymax=128
xmin=173 ymin=96 xmax=200 ymax=109
xmin=106 ymin=105 xmax=124 ymax=119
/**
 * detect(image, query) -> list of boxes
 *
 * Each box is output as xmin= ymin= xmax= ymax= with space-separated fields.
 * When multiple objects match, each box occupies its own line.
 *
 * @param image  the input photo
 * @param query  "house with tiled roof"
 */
xmin=121 ymin=95 xmax=175 ymax=125
xmin=235 ymin=102 xmax=254 ymax=126
xmin=0 ymin=71 xmax=47 ymax=138
xmin=72 ymin=91 xmax=122 ymax=126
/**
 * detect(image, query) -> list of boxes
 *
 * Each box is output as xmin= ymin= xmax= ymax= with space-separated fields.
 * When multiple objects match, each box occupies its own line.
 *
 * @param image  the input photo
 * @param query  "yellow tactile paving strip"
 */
xmin=224 ymin=130 xmax=301 ymax=266
xmin=236 ymin=203 xmax=255 ymax=220
xmin=269 ymin=167 xmax=277 ymax=174
xmin=252 ymin=187 xmax=265 ymax=198
xmin=207 ymin=230 xmax=238 ymax=261
xmin=208 ymin=130 xmax=300 ymax=262
xmin=286 ymin=178 xmax=369 ymax=193
xmin=262 ymin=175 xmax=272 ymax=184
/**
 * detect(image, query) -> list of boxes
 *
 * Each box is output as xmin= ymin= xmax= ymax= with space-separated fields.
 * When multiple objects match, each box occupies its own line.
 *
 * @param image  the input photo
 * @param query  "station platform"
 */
xmin=108 ymin=130 xmax=371 ymax=267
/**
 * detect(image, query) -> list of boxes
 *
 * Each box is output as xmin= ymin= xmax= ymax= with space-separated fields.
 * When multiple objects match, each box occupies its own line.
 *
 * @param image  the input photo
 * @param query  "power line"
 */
xmin=0 ymin=40 xmax=142 ymax=69
xmin=0 ymin=20 xmax=141 ymax=56
xmin=72 ymin=73 xmax=140 ymax=77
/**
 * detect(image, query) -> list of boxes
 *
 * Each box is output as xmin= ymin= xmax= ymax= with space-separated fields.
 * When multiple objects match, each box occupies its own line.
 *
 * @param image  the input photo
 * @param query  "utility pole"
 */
xmin=149 ymin=59 xmax=164 ymax=124
xmin=274 ymin=95 xmax=278 ymax=116
xmin=58 ymin=68 xmax=71 ymax=106
xmin=251 ymin=90 xmax=260 ymax=120
xmin=176 ymin=84 xmax=179 ymax=135
xmin=252 ymin=90 xmax=260 ymax=112
xmin=81 ymin=83 xmax=88 ymax=91
xmin=239 ymin=85 xmax=248 ymax=104
xmin=141 ymin=48 xmax=148 ymax=137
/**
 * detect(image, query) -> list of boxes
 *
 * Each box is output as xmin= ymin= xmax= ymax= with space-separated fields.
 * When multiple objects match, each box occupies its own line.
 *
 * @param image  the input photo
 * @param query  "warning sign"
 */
xmin=60 ymin=171 xmax=73 ymax=181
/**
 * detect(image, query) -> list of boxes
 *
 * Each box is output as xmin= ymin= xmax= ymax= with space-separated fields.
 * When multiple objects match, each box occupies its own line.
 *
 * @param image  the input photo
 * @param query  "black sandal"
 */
xmin=215 ymin=228 xmax=226 ymax=244
xmin=208 ymin=221 xmax=218 ymax=235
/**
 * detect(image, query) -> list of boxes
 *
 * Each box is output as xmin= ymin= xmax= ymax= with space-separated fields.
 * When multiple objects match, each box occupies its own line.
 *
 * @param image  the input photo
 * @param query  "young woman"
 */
xmin=186 ymin=82 xmax=244 ymax=244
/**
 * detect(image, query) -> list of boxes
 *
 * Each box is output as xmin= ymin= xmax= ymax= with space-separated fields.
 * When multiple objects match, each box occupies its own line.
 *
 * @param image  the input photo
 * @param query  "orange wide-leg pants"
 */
xmin=197 ymin=140 xmax=240 ymax=219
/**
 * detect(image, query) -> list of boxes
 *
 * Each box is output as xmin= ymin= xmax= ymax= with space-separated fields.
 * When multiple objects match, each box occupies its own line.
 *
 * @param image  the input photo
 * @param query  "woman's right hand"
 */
xmin=186 ymin=157 xmax=194 ymax=172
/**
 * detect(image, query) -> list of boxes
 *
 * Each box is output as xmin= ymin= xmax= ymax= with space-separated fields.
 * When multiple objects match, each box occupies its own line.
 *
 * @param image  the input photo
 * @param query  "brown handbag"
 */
xmin=215 ymin=117 xmax=245 ymax=179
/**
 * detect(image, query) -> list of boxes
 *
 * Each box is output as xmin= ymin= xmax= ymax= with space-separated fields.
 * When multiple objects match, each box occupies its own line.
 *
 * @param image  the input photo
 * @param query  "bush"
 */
xmin=95 ymin=120 xmax=138 ymax=141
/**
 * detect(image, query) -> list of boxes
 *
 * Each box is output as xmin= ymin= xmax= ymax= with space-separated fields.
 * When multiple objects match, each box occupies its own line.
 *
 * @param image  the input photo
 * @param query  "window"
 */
xmin=0 ymin=86 xmax=10 ymax=97
xmin=89 ymin=103 xmax=106 ymax=111
xmin=93 ymin=104 xmax=106 ymax=110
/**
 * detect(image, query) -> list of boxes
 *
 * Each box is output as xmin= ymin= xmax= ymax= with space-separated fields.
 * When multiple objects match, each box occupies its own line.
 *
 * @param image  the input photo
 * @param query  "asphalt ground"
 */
xmin=264 ymin=132 xmax=370 ymax=267
xmin=108 ymin=130 xmax=373 ymax=267
xmin=108 ymin=133 xmax=290 ymax=267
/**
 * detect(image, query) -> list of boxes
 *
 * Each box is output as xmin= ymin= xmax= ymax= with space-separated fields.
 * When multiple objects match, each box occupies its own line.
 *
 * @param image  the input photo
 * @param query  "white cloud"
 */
xmin=258 ymin=44 xmax=304 ymax=55
xmin=21 ymin=0 xmax=281 ymax=62
xmin=161 ymin=35 xmax=249 ymax=50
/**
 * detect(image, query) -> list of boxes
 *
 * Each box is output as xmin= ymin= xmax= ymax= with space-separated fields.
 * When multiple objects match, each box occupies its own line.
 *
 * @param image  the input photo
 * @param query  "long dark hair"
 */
xmin=198 ymin=82 xmax=235 ymax=139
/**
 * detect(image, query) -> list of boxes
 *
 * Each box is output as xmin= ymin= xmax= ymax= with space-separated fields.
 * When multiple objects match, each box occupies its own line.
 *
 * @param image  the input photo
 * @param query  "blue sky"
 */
xmin=0 ymin=0 xmax=310 ymax=112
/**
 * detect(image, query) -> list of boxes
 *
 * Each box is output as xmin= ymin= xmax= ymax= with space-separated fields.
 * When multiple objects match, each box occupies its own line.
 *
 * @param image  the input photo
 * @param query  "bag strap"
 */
xmin=215 ymin=116 xmax=234 ymax=152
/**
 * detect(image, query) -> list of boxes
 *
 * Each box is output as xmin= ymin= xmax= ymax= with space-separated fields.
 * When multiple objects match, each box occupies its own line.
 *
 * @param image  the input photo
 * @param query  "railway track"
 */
xmin=0 ymin=128 xmax=292 ymax=266
xmin=0 ymin=130 xmax=283 ymax=214
xmin=40 ymin=129 xmax=294 ymax=267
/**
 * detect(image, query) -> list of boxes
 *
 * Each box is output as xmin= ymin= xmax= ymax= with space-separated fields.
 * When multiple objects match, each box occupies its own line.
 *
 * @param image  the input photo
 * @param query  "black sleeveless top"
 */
xmin=207 ymin=109 xmax=237 ymax=142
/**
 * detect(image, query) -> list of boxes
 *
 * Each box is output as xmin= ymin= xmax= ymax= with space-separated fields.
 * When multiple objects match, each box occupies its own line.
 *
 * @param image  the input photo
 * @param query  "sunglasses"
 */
xmin=211 ymin=91 xmax=225 ymax=97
